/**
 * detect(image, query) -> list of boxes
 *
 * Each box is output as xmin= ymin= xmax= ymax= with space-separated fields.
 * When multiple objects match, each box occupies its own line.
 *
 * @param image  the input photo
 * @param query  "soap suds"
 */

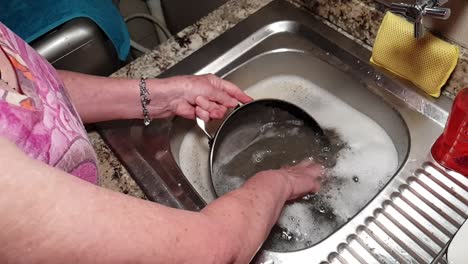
xmin=179 ymin=75 xmax=398 ymax=251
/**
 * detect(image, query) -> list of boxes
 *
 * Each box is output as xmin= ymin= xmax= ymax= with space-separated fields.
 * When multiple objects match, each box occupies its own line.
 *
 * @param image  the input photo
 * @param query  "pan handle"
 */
xmin=195 ymin=103 xmax=243 ymax=141
xmin=196 ymin=117 xmax=213 ymax=141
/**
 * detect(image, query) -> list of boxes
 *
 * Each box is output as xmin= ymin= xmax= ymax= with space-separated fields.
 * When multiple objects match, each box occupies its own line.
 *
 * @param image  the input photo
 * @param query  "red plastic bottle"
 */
xmin=431 ymin=88 xmax=468 ymax=176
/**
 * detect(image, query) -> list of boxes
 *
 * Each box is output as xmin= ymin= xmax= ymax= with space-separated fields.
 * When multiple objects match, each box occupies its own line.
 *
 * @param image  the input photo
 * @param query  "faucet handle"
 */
xmin=390 ymin=3 xmax=423 ymax=22
xmin=390 ymin=2 xmax=412 ymax=12
xmin=424 ymin=7 xmax=451 ymax=19
xmin=435 ymin=0 xmax=449 ymax=6
xmin=390 ymin=0 xmax=451 ymax=38
xmin=390 ymin=2 xmax=425 ymax=38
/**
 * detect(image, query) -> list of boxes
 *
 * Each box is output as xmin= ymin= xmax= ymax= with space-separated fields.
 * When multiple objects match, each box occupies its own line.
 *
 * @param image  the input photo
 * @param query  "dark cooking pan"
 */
xmin=196 ymin=99 xmax=328 ymax=197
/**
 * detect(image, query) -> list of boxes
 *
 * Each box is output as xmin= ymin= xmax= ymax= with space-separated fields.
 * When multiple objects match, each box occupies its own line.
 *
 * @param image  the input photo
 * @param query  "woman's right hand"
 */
xmin=259 ymin=160 xmax=324 ymax=200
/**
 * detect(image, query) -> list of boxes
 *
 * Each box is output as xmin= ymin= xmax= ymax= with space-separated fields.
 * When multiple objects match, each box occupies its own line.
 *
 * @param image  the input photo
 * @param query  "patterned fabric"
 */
xmin=0 ymin=22 xmax=98 ymax=184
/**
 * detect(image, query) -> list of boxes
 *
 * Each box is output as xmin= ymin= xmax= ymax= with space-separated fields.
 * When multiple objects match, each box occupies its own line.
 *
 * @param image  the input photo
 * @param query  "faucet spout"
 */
xmin=390 ymin=0 xmax=451 ymax=38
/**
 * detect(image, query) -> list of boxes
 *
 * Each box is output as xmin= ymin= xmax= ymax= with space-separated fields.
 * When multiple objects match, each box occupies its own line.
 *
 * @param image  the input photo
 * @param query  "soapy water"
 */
xmin=179 ymin=75 xmax=398 ymax=252
xmin=212 ymin=112 xmax=335 ymax=197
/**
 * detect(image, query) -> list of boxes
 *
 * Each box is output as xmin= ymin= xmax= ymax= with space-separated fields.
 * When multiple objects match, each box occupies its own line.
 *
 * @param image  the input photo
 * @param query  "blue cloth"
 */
xmin=0 ymin=0 xmax=130 ymax=60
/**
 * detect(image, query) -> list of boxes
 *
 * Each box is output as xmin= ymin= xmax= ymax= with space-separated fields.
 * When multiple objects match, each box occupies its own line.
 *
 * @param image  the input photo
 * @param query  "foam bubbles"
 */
xmin=179 ymin=129 xmax=216 ymax=201
xmin=178 ymin=75 xmax=399 ymax=251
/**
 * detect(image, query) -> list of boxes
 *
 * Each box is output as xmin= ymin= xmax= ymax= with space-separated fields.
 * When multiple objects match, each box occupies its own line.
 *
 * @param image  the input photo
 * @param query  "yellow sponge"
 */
xmin=370 ymin=12 xmax=459 ymax=97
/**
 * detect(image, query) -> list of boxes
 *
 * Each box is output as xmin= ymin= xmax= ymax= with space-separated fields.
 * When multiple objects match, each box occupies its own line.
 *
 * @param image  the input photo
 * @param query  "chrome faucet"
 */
xmin=390 ymin=0 xmax=451 ymax=38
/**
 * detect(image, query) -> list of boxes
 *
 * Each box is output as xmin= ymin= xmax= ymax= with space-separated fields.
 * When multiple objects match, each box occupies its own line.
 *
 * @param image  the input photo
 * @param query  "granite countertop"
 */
xmin=94 ymin=0 xmax=466 ymax=198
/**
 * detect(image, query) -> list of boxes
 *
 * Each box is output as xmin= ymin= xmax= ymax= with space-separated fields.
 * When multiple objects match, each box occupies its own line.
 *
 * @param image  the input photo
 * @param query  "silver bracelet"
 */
xmin=139 ymin=77 xmax=152 ymax=126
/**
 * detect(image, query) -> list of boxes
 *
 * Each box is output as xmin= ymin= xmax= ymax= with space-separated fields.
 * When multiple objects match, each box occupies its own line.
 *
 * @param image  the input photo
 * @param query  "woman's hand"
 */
xmin=203 ymin=160 xmax=324 ymax=263
xmin=256 ymin=160 xmax=324 ymax=200
xmin=147 ymin=74 xmax=253 ymax=121
xmin=59 ymin=71 xmax=252 ymax=124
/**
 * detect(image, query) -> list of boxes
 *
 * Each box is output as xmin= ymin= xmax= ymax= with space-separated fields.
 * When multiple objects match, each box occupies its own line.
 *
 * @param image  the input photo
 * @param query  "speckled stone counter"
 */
xmin=95 ymin=0 xmax=467 ymax=197
xmin=89 ymin=131 xmax=146 ymax=199
xmin=111 ymin=0 xmax=274 ymax=79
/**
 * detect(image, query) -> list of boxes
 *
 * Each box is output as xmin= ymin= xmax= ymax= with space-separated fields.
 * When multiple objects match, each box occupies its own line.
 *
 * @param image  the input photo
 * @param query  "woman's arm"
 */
xmin=58 ymin=70 xmax=141 ymax=123
xmin=0 ymin=137 xmax=322 ymax=264
xmin=58 ymin=71 xmax=252 ymax=124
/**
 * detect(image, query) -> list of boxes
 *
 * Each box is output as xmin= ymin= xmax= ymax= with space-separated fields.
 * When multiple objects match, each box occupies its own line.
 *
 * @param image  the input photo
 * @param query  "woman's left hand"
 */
xmin=147 ymin=74 xmax=253 ymax=121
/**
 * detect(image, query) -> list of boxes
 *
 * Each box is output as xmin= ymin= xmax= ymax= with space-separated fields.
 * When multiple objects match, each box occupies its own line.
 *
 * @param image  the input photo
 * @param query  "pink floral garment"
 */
xmin=0 ymin=22 xmax=98 ymax=183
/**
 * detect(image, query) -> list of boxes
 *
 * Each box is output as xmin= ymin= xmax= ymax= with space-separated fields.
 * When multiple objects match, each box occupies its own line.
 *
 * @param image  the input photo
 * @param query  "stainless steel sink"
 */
xmin=99 ymin=1 xmax=468 ymax=263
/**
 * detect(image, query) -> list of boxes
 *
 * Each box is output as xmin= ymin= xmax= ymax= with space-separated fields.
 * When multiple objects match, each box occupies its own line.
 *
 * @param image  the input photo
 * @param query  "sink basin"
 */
xmin=171 ymin=49 xmax=409 ymax=193
xmin=98 ymin=1 xmax=468 ymax=263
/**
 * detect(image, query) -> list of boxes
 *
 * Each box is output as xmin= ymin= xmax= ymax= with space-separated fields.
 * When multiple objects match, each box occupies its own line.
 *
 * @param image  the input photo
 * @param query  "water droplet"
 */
xmin=252 ymin=152 xmax=264 ymax=163
xmin=352 ymin=176 xmax=360 ymax=183
xmin=319 ymin=206 xmax=326 ymax=213
xmin=375 ymin=74 xmax=384 ymax=87
xmin=322 ymin=146 xmax=331 ymax=153
xmin=177 ymin=183 xmax=182 ymax=187
xmin=281 ymin=230 xmax=293 ymax=241
xmin=326 ymin=52 xmax=330 ymax=56
xmin=302 ymin=193 xmax=314 ymax=201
